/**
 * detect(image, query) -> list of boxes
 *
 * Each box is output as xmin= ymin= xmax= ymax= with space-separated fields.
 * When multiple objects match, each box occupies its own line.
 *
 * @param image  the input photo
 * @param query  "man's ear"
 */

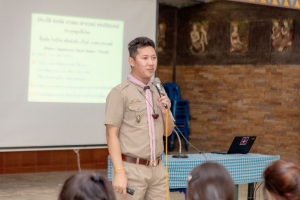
xmin=128 ymin=57 xmax=135 ymax=67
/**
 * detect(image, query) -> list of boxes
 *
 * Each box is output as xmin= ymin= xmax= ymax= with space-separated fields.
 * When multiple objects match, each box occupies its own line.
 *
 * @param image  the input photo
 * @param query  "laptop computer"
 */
xmin=211 ymin=136 xmax=257 ymax=154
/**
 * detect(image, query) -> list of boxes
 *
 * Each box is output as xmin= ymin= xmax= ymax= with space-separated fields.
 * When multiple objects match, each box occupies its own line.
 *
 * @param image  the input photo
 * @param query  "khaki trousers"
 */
xmin=113 ymin=160 xmax=170 ymax=200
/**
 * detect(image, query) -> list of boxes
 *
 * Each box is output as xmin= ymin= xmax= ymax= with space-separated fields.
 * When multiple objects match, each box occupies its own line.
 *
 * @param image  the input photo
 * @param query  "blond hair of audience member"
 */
xmin=264 ymin=159 xmax=300 ymax=200
xmin=187 ymin=162 xmax=235 ymax=200
xmin=59 ymin=171 xmax=116 ymax=200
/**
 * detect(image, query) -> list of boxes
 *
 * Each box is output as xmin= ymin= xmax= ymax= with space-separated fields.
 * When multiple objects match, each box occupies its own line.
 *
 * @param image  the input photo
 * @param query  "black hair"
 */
xmin=187 ymin=162 xmax=235 ymax=200
xmin=58 ymin=171 xmax=116 ymax=200
xmin=127 ymin=37 xmax=155 ymax=58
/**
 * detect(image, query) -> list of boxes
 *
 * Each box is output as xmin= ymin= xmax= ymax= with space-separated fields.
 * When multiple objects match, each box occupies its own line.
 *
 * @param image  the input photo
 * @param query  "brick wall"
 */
xmin=0 ymin=149 xmax=109 ymax=174
xmin=156 ymin=65 xmax=174 ymax=83
xmin=157 ymin=64 xmax=300 ymax=161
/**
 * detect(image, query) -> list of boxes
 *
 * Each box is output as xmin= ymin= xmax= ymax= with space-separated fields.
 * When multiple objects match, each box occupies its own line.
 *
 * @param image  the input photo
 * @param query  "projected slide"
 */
xmin=28 ymin=13 xmax=124 ymax=103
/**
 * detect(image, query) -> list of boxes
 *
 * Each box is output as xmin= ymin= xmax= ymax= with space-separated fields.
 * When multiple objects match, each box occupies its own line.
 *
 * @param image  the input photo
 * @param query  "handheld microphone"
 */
xmin=126 ymin=187 xmax=135 ymax=195
xmin=110 ymin=183 xmax=135 ymax=195
xmin=153 ymin=77 xmax=167 ymax=108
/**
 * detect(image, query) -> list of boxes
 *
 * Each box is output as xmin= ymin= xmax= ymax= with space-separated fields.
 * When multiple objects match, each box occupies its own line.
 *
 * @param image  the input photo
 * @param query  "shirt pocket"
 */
xmin=125 ymin=103 xmax=147 ymax=126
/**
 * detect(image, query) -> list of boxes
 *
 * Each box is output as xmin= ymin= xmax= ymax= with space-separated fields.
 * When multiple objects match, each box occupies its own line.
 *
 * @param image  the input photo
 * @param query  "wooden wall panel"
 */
xmin=175 ymin=1 xmax=300 ymax=65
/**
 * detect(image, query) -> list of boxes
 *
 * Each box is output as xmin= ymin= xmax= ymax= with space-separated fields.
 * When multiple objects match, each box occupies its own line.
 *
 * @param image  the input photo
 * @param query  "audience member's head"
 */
xmin=187 ymin=161 xmax=235 ymax=200
xmin=59 ymin=171 xmax=115 ymax=200
xmin=264 ymin=159 xmax=300 ymax=200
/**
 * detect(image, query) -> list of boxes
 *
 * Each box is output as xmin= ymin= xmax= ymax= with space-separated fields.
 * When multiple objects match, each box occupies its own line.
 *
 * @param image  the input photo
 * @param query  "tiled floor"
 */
xmin=0 ymin=170 xmax=264 ymax=200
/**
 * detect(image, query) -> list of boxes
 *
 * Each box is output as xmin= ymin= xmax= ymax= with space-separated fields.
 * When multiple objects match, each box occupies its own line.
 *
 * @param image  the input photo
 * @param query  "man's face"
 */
xmin=129 ymin=46 xmax=157 ymax=84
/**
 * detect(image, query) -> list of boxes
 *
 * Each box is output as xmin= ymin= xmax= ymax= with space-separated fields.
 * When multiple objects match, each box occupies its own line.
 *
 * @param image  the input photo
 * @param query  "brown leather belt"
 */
xmin=121 ymin=154 xmax=161 ymax=167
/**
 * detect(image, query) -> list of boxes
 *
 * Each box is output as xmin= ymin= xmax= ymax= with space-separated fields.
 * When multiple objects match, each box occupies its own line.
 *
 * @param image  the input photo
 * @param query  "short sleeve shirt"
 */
xmin=104 ymin=80 xmax=165 ymax=159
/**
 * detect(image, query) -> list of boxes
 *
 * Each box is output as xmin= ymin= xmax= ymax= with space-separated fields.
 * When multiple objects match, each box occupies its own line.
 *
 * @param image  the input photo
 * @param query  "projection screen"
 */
xmin=0 ymin=0 xmax=157 ymax=150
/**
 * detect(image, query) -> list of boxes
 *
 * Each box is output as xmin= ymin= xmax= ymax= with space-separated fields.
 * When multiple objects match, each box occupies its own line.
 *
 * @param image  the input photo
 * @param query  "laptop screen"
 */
xmin=227 ymin=136 xmax=256 ymax=154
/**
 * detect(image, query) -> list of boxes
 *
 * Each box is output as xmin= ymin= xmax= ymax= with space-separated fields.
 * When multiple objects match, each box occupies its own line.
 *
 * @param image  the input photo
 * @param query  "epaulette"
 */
xmin=114 ymin=80 xmax=131 ymax=91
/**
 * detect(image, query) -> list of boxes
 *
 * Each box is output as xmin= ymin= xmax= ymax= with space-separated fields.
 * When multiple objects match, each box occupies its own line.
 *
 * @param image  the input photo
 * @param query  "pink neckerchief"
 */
xmin=127 ymin=74 xmax=156 ymax=166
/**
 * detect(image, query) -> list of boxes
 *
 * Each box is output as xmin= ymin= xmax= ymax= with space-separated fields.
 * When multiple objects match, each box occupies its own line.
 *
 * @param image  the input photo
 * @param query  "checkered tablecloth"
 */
xmin=107 ymin=153 xmax=279 ymax=189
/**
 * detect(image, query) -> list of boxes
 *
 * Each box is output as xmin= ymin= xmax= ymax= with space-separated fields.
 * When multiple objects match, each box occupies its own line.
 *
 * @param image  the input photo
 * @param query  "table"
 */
xmin=107 ymin=153 xmax=279 ymax=199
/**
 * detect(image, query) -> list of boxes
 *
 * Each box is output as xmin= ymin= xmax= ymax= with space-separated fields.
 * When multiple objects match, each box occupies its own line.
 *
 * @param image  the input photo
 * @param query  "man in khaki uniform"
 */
xmin=105 ymin=37 xmax=174 ymax=200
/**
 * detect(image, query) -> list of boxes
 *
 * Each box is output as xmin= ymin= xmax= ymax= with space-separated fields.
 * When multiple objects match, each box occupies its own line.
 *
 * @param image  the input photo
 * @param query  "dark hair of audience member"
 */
xmin=263 ymin=159 xmax=300 ymax=200
xmin=187 ymin=161 xmax=235 ymax=200
xmin=58 ymin=171 xmax=116 ymax=200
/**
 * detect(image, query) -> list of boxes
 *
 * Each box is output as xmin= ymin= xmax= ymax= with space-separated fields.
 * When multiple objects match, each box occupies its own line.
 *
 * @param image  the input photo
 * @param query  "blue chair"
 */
xmin=163 ymin=82 xmax=181 ymax=101
xmin=163 ymin=82 xmax=182 ymax=119
xmin=163 ymin=82 xmax=190 ymax=151
xmin=171 ymin=100 xmax=190 ymax=151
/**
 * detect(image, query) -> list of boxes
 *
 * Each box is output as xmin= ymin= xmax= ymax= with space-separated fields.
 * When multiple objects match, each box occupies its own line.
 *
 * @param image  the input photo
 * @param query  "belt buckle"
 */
xmin=146 ymin=159 xmax=151 ymax=167
xmin=146 ymin=159 xmax=159 ymax=167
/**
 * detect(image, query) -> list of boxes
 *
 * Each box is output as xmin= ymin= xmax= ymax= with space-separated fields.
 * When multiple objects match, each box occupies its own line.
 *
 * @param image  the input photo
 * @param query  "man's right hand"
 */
xmin=113 ymin=170 xmax=128 ymax=200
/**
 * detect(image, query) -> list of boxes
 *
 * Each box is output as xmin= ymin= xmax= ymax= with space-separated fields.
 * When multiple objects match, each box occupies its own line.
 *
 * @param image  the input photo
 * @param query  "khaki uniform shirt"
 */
xmin=104 ymin=80 xmax=166 ymax=159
